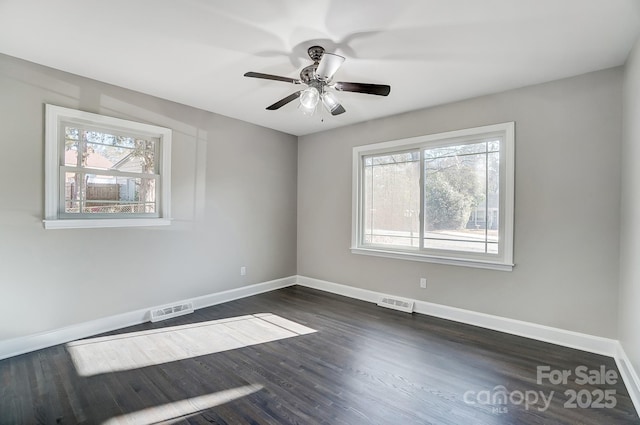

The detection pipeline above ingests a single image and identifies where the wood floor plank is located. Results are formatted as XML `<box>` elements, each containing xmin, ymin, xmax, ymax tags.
<box><xmin>1</xmin><ymin>285</ymin><xmax>639</xmax><ymax>424</ymax></box>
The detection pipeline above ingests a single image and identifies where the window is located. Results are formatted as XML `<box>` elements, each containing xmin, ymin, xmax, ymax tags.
<box><xmin>352</xmin><ymin>122</ymin><xmax>514</xmax><ymax>270</ymax></box>
<box><xmin>44</xmin><ymin>105</ymin><xmax>172</xmax><ymax>229</ymax></box>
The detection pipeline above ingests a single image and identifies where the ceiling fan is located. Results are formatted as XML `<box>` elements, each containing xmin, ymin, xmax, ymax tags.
<box><xmin>243</xmin><ymin>45</ymin><xmax>391</xmax><ymax>116</ymax></box>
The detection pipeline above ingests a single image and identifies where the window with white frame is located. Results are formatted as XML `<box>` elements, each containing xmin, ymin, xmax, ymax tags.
<box><xmin>351</xmin><ymin>122</ymin><xmax>514</xmax><ymax>270</ymax></box>
<box><xmin>44</xmin><ymin>105</ymin><xmax>172</xmax><ymax>229</ymax></box>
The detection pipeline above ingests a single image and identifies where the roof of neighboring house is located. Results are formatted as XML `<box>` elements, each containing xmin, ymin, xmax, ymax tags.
<box><xmin>65</xmin><ymin>150</ymin><xmax>113</xmax><ymax>170</ymax></box>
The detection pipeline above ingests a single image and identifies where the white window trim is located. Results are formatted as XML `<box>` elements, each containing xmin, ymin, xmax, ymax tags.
<box><xmin>44</xmin><ymin>104</ymin><xmax>172</xmax><ymax>229</ymax></box>
<box><xmin>351</xmin><ymin>122</ymin><xmax>515</xmax><ymax>271</ymax></box>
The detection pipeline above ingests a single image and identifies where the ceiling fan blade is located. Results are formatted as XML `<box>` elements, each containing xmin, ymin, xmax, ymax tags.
<box><xmin>334</xmin><ymin>81</ymin><xmax>391</xmax><ymax>96</ymax></box>
<box><xmin>244</xmin><ymin>72</ymin><xmax>301</xmax><ymax>84</ymax></box>
<box><xmin>315</xmin><ymin>53</ymin><xmax>345</xmax><ymax>81</ymax></box>
<box><xmin>266</xmin><ymin>91</ymin><xmax>302</xmax><ymax>110</ymax></box>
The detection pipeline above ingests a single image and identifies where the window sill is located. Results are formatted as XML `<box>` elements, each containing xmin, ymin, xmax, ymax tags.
<box><xmin>43</xmin><ymin>218</ymin><xmax>171</xmax><ymax>230</ymax></box>
<box><xmin>351</xmin><ymin>247</ymin><xmax>514</xmax><ymax>271</ymax></box>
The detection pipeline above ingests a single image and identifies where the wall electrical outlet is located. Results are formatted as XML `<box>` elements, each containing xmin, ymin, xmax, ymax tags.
<box><xmin>420</xmin><ymin>278</ymin><xmax>427</xmax><ymax>289</ymax></box>
<box><xmin>240</xmin><ymin>266</ymin><xmax>247</xmax><ymax>276</ymax></box>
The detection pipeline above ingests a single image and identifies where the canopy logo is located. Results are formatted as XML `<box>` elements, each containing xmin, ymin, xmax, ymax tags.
<box><xmin>463</xmin><ymin>365</ymin><xmax>618</xmax><ymax>414</ymax></box>
<box><xmin>463</xmin><ymin>385</ymin><xmax>554</xmax><ymax>414</ymax></box>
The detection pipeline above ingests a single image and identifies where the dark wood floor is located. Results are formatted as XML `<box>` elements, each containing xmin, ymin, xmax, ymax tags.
<box><xmin>1</xmin><ymin>285</ymin><xmax>638</xmax><ymax>425</ymax></box>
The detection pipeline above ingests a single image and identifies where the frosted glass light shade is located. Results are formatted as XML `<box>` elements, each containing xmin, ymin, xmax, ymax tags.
<box><xmin>300</xmin><ymin>87</ymin><xmax>319</xmax><ymax>109</ymax></box>
<box><xmin>321</xmin><ymin>92</ymin><xmax>340</xmax><ymax>112</ymax></box>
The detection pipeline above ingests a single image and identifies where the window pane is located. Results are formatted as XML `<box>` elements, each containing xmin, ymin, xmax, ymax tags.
<box><xmin>64</xmin><ymin>126</ymin><xmax>156</xmax><ymax>173</ymax></box>
<box><xmin>64</xmin><ymin>127</ymin><xmax>80</xmax><ymax>166</ymax></box>
<box><xmin>424</xmin><ymin>141</ymin><xmax>499</xmax><ymax>253</ymax></box>
<box><xmin>85</xmin><ymin>174</ymin><xmax>156</xmax><ymax>213</ymax></box>
<box><xmin>425</xmin><ymin>142</ymin><xmax>487</xmax><ymax>160</ymax></box>
<box><xmin>64</xmin><ymin>172</ymin><xmax>81</xmax><ymax>213</ymax></box>
<box><xmin>488</xmin><ymin>139</ymin><xmax>500</xmax><ymax>153</ymax></box>
<box><xmin>64</xmin><ymin>174</ymin><xmax>157</xmax><ymax>214</ymax></box>
<box><xmin>424</xmin><ymin>239</ymin><xmax>488</xmax><ymax>252</ymax></box>
<box><xmin>363</xmin><ymin>152</ymin><xmax>420</xmax><ymax>247</ymax></box>
<box><xmin>487</xmin><ymin>151</ymin><xmax>500</xmax><ymax>246</ymax></box>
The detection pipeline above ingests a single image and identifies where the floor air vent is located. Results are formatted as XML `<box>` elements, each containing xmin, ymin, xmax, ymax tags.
<box><xmin>377</xmin><ymin>296</ymin><xmax>415</xmax><ymax>313</ymax></box>
<box><xmin>150</xmin><ymin>302</ymin><xmax>194</xmax><ymax>322</ymax></box>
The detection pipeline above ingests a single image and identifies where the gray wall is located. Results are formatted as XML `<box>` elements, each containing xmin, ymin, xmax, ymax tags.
<box><xmin>0</xmin><ymin>54</ymin><xmax>298</xmax><ymax>340</ymax></box>
<box><xmin>0</xmin><ymin>50</ymin><xmax>629</xmax><ymax>346</ymax></box>
<box><xmin>298</xmin><ymin>68</ymin><xmax>623</xmax><ymax>338</ymax></box>
<box><xmin>620</xmin><ymin>37</ymin><xmax>640</xmax><ymax>373</ymax></box>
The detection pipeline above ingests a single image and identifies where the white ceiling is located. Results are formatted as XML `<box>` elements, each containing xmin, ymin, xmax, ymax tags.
<box><xmin>1</xmin><ymin>0</ymin><xmax>639</xmax><ymax>136</ymax></box>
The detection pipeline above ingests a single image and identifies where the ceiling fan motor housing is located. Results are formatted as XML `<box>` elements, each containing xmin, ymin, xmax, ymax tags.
<box><xmin>300</xmin><ymin>64</ymin><xmax>318</xmax><ymax>83</ymax></box>
<box><xmin>307</xmin><ymin>45</ymin><xmax>325</xmax><ymax>63</ymax></box>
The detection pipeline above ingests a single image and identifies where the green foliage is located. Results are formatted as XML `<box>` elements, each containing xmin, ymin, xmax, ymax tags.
<box><xmin>424</xmin><ymin>156</ymin><xmax>483</xmax><ymax>231</ymax></box>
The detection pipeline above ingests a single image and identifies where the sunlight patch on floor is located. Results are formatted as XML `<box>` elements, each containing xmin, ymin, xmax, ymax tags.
<box><xmin>67</xmin><ymin>313</ymin><xmax>316</xmax><ymax>377</ymax></box>
<box><xmin>101</xmin><ymin>384</ymin><xmax>263</xmax><ymax>425</ymax></box>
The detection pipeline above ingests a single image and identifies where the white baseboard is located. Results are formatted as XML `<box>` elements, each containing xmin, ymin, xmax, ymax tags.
<box><xmin>0</xmin><ymin>308</ymin><xmax>148</xmax><ymax>362</ymax></box>
<box><xmin>295</xmin><ymin>275</ymin><xmax>618</xmax><ymax>356</ymax></box>
<box><xmin>190</xmin><ymin>276</ymin><xmax>297</xmax><ymax>310</ymax></box>
<box><xmin>413</xmin><ymin>299</ymin><xmax>618</xmax><ymax>357</ymax></box>
<box><xmin>296</xmin><ymin>275</ymin><xmax>385</xmax><ymax>304</ymax></box>
<box><xmin>0</xmin><ymin>276</ymin><xmax>297</xmax><ymax>361</ymax></box>
<box><xmin>615</xmin><ymin>343</ymin><xmax>640</xmax><ymax>415</ymax></box>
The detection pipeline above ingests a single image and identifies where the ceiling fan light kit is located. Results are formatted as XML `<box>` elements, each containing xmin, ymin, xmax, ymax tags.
<box><xmin>300</xmin><ymin>87</ymin><xmax>319</xmax><ymax>109</ymax></box>
<box><xmin>244</xmin><ymin>45</ymin><xmax>390</xmax><ymax>118</ymax></box>
<box><xmin>321</xmin><ymin>91</ymin><xmax>341</xmax><ymax>114</ymax></box>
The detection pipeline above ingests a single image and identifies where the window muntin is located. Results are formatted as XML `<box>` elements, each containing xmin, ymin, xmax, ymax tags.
<box><xmin>44</xmin><ymin>105</ymin><xmax>172</xmax><ymax>229</ymax></box>
<box><xmin>352</xmin><ymin>123</ymin><xmax>514</xmax><ymax>270</ymax></box>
